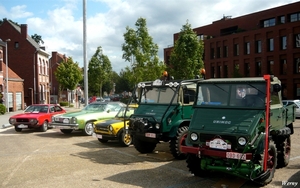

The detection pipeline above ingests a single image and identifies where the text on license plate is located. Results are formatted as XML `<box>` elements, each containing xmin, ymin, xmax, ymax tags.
<box><xmin>226</xmin><ymin>152</ymin><xmax>246</xmax><ymax>160</ymax></box>
<box><xmin>145</xmin><ymin>133</ymin><xmax>156</xmax><ymax>138</ymax></box>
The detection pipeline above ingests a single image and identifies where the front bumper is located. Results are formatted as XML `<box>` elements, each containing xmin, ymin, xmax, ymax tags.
<box><xmin>93</xmin><ymin>133</ymin><xmax>118</xmax><ymax>140</ymax></box>
<box><xmin>13</xmin><ymin>122</ymin><xmax>39</xmax><ymax>129</ymax></box>
<box><xmin>50</xmin><ymin>122</ymin><xmax>79</xmax><ymax>130</ymax></box>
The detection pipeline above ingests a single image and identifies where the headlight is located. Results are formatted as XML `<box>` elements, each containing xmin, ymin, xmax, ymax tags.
<box><xmin>155</xmin><ymin>123</ymin><xmax>160</xmax><ymax>129</ymax></box>
<box><xmin>29</xmin><ymin>119</ymin><xmax>37</xmax><ymax>124</ymax></box>
<box><xmin>9</xmin><ymin>118</ymin><xmax>16</xmax><ymax>124</ymax></box>
<box><xmin>167</xmin><ymin>118</ymin><xmax>171</xmax><ymax>124</ymax></box>
<box><xmin>71</xmin><ymin>117</ymin><xmax>77</xmax><ymax>124</ymax></box>
<box><xmin>190</xmin><ymin>132</ymin><xmax>198</xmax><ymax>141</ymax></box>
<box><xmin>109</xmin><ymin>125</ymin><xmax>113</xmax><ymax>132</ymax></box>
<box><xmin>63</xmin><ymin>118</ymin><xmax>70</xmax><ymax>124</ymax></box>
<box><xmin>238</xmin><ymin>137</ymin><xmax>247</xmax><ymax>146</ymax></box>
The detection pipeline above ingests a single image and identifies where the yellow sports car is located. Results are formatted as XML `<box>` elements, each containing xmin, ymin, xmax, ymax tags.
<box><xmin>92</xmin><ymin>104</ymin><xmax>137</xmax><ymax>146</ymax></box>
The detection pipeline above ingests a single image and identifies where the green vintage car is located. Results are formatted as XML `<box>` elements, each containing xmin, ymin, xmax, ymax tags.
<box><xmin>93</xmin><ymin>104</ymin><xmax>137</xmax><ymax>146</ymax></box>
<box><xmin>50</xmin><ymin>101</ymin><xmax>126</xmax><ymax>135</ymax></box>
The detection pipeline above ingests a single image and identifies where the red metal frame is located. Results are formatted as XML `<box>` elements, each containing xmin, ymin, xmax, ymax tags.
<box><xmin>263</xmin><ymin>75</ymin><xmax>271</xmax><ymax>171</ymax></box>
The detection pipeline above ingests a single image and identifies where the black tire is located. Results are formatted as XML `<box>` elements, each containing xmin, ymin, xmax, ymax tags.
<box><xmin>60</xmin><ymin>129</ymin><xmax>73</xmax><ymax>134</ymax></box>
<box><xmin>118</xmin><ymin>129</ymin><xmax>132</xmax><ymax>147</ymax></box>
<box><xmin>186</xmin><ymin>154</ymin><xmax>206</xmax><ymax>176</ymax></box>
<box><xmin>277</xmin><ymin>136</ymin><xmax>291</xmax><ymax>168</ymax></box>
<box><xmin>40</xmin><ymin>121</ymin><xmax>48</xmax><ymax>132</ymax></box>
<box><xmin>14</xmin><ymin>126</ymin><xmax>22</xmax><ymax>132</ymax></box>
<box><xmin>133</xmin><ymin>137</ymin><xmax>156</xmax><ymax>153</ymax></box>
<box><xmin>83</xmin><ymin>121</ymin><xmax>94</xmax><ymax>136</ymax></box>
<box><xmin>258</xmin><ymin>141</ymin><xmax>277</xmax><ymax>185</ymax></box>
<box><xmin>98</xmin><ymin>138</ymin><xmax>108</xmax><ymax>143</ymax></box>
<box><xmin>170</xmin><ymin>126</ymin><xmax>188</xmax><ymax>160</ymax></box>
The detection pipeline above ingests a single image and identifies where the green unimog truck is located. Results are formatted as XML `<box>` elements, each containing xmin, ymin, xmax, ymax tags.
<box><xmin>181</xmin><ymin>75</ymin><xmax>295</xmax><ymax>185</ymax></box>
<box><xmin>125</xmin><ymin>76</ymin><xmax>202</xmax><ymax>159</ymax></box>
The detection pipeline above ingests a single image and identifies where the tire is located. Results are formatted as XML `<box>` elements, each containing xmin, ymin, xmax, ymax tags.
<box><xmin>133</xmin><ymin>137</ymin><xmax>156</xmax><ymax>153</ymax></box>
<box><xmin>277</xmin><ymin>136</ymin><xmax>291</xmax><ymax>168</ymax></box>
<box><xmin>14</xmin><ymin>126</ymin><xmax>22</xmax><ymax>132</ymax></box>
<box><xmin>83</xmin><ymin>121</ymin><xmax>94</xmax><ymax>136</ymax></box>
<box><xmin>186</xmin><ymin>154</ymin><xmax>206</xmax><ymax>176</ymax></box>
<box><xmin>40</xmin><ymin>121</ymin><xmax>48</xmax><ymax>132</ymax></box>
<box><xmin>170</xmin><ymin>126</ymin><xmax>188</xmax><ymax>160</ymax></box>
<box><xmin>98</xmin><ymin>138</ymin><xmax>108</xmax><ymax>143</ymax></box>
<box><xmin>258</xmin><ymin>141</ymin><xmax>277</xmax><ymax>185</ymax></box>
<box><xmin>118</xmin><ymin>129</ymin><xmax>132</xmax><ymax>147</ymax></box>
<box><xmin>60</xmin><ymin>129</ymin><xmax>73</xmax><ymax>134</ymax></box>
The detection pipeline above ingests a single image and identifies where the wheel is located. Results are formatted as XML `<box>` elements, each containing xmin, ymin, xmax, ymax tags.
<box><xmin>98</xmin><ymin>138</ymin><xmax>108</xmax><ymax>143</ymax></box>
<box><xmin>40</xmin><ymin>121</ymin><xmax>48</xmax><ymax>132</ymax></box>
<box><xmin>170</xmin><ymin>126</ymin><xmax>188</xmax><ymax>160</ymax></box>
<box><xmin>133</xmin><ymin>137</ymin><xmax>156</xmax><ymax>153</ymax></box>
<box><xmin>186</xmin><ymin>154</ymin><xmax>206</xmax><ymax>176</ymax></box>
<box><xmin>258</xmin><ymin>141</ymin><xmax>277</xmax><ymax>185</ymax></box>
<box><xmin>83</xmin><ymin>121</ymin><xmax>94</xmax><ymax>136</ymax></box>
<box><xmin>60</xmin><ymin>129</ymin><xmax>73</xmax><ymax>134</ymax></box>
<box><xmin>118</xmin><ymin>129</ymin><xmax>133</xmax><ymax>147</ymax></box>
<box><xmin>14</xmin><ymin>126</ymin><xmax>22</xmax><ymax>132</ymax></box>
<box><xmin>276</xmin><ymin>136</ymin><xmax>291</xmax><ymax>168</ymax></box>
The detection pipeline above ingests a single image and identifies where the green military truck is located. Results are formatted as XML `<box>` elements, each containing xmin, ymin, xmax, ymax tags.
<box><xmin>126</xmin><ymin>76</ymin><xmax>202</xmax><ymax>159</ymax></box>
<box><xmin>181</xmin><ymin>75</ymin><xmax>295</xmax><ymax>185</ymax></box>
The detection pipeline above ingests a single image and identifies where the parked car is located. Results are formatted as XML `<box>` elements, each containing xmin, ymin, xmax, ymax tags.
<box><xmin>9</xmin><ymin>104</ymin><xmax>66</xmax><ymax>132</ymax></box>
<box><xmin>50</xmin><ymin>101</ymin><xmax>126</xmax><ymax>135</ymax></box>
<box><xmin>103</xmin><ymin>97</ymin><xmax>111</xmax><ymax>102</ymax></box>
<box><xmin>93</xmin><ymin>104</ymin><xmax>138</xmax><ymax>146</ymax></box>
<box><xmin>282</xmin><ymin>99</ymin><xmax>300</xmax><ymax>118</ymax></box>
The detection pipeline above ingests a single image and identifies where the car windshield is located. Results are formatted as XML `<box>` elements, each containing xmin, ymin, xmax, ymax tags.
<box><xmin>83</xmin><ymin>103</ymin><xmax>106</xmax><ymax>111</ymax></box>
<box><xmin>138</xmin><ymin>87</ymin><xmax>178</xmax><ymax>104</ymax></box>
<box><xmin>196</xmin><ymin>82</ymin><xmax>266</xmax><ymax>108</ymax></box>
<box><xmin>25</xmin><ymin>105</ymin><xmax>49</xmax><ymax>113</ymax></box>
<box><xmin>115</xmin><ymin>106</ymin><xmax>136</xmax><ymax>118</ymax></box>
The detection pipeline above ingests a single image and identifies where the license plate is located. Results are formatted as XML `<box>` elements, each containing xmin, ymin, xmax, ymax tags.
<box><xmin>209</xmin><ymin>138</ymin><xmax>228</xmax><ymax>150</ymax></box>
<box><xmin>18</xmin><ymin>124</ymin><xmax>28</xmax><ymax>128</ymax></box>
<box><xmin>145</xmin><ymin>133</ymin><xmax>156</xmax><ymax>138</ymax></box>
<box><xmin>56</xmin><ymin>126</ymin><xmax>68</xmax><ymax>129</ymax></box>
<box><xmin>226</xmin><ymin>152</ymin><xmax>246</xmax><ymax>160</ymax></box>
<box><xmin>96</xmin><ymin>134</ymin><xmax>102</xmax><ymax>139</ymax></box>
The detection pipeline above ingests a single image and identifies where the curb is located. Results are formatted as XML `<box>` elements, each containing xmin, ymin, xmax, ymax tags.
<box><xmin>2</xmin><ymin>123</ymin><xmax>12</xmax><ymax>129</ymax></box>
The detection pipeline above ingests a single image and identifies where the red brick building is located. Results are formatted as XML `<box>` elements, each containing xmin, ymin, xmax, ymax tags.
<box><xmin>164</xmin><ymin>1</ymin><xmax>300</xmax><ymax>100</ymax></box>
<box><xmin>0</xmin><ymin>20</ymin><xmax>51</xmax><ymax>106</ymax></box>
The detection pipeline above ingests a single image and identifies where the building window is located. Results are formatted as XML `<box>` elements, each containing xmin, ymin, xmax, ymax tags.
<box><xmin>256</xmin><ymin>61</ymin><xmax>261</xmax><ymax>76</ymax></box>
<box><xmin>224</xmin><ymin>65</ymin><xmax>228</xmax><ymax>78</ymax></box>
<box><xmin>255</xmin><ymin>40</ymin><xmax>262</xmax><ymax>53</ymax></box>
<box><xmin>14</xmin><ymin>42</ymin><xmax>19</xmax><ymax>48</ymax></box>
<box><xmin>295</xmin><ymin>34</ymin><xmax>300</xmax><ymax>48</ymax></box>
<box><xmin>197</xmin><ymin>34</ymin><xmax>204</xmax><ymax>40</ymax></box>
<box><xmin>290</xmin><ymin>12</ymin><xmax>300</xmax><ymax>22</ymax></box>
<box><xmin>216</xmin><ymin>47</ymin><xmax>221</xmax><ymax>58</ymax></box>
<box><xmin>244</xmin><ymin>63</ymin><xmax>250</xmax><ymax>77</ymax></box>
<box><xmin>279</xmin><ymin>16</ymin><xmax>285</xmax><ymax>24</ymax></box>
<box><xmin>281</xmin><ymin>36</ymin><xmax>287</xmax><ymax>50</ymax></box>
<box><xmin>280</xmin><ymin>59</ymin><xmax>287</xmax><ymax>75</ymax></box>
<box><xmin>244</xmin><ymin>42</ymin><xmax>250</xmax><ymax>55</ymax></box>
<box><xmin>294</xmin><ymin>58</ymin><xmax>300</xmax><ymax>74</ymax></box>
<box><xmin>268</xmin><ymin>38</ymin><xmax>274</xmax><ymax>51</ymax></box>
<box><xmin>211</xmin><ymin>66</ymin><xmax>215</xmax><ymax>78</ymax></box>
<box><xmin>263</xmin><ymin>18</ymin><xmax>275</xmax><ymax>27</ymax></box>
<box><xmin>268</xmin><ymin>60</ymin><xmax>274</xmax><ymax>74</ymax></box>
<box><xmin>234</xmin><ymin>44</ymin><xmax>239</xmax><ymax>56</ymax></box>
<box><xmin>210</xmin><ymin>48</ymin><xmax>215</xmax><ymax>59</ymax></box>
<box><xmin>223</xmin><ymin>46</ymin><xmax>228</xmax><ymax>57</ymax></box>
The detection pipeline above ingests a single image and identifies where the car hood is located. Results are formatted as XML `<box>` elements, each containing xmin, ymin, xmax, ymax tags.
<box><xmin>10</xmin><ymin>113</ymin><xmax>45</xmax><ymax>118</ymax></box>
<box><xmin>94</xmin><ymin>119</ymin><xmax>122</xmax><ymax>128</ymax></box>
<box><xmin>59</xmin><ymin>110</ymin><xmax>104</xmax><ymax>118</ymax></box>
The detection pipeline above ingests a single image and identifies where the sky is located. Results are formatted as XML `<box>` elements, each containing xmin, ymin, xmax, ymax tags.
<box><xmin>0</xmin><ymin>0</ymin><xmax>298</xmax><ymax>73</ymax></box>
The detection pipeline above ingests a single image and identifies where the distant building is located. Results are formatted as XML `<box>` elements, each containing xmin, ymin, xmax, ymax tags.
<box><xmin>164</xmin><ymin>1</ymin><xmax>300</xmax><ymax>99</ymax></box>
<box><xmin>0</xmin><ymin>19</ymin><xmax>50</xmax><ymax>106</ymax></box>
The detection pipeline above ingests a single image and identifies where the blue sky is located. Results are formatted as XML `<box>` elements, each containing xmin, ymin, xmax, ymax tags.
<box><xmin>0</xmin><ymin>0</ymin><xmax>298</xmax><ymax>73</ymax></box>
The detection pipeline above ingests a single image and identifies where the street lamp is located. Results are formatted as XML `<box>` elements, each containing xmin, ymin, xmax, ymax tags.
<box><xmin>5</xmin><ymin>39</ymin><xmax>11</xmax><ymax>112</ymax></box>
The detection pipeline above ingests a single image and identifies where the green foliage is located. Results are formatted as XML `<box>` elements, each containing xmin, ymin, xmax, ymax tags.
<box><xmin>168</xmin><ymin>21</ymin><xmax>204</xmax><ymax>79</ymax></box>
<box><xmin>118</xmin><ymin>68</ymin><xmax>133</xmax><ymax>92</ymax></box>
<box><xmin>0</xmin><ymin>104</ymin><xmax>6</xmax><ymax>114</ymax></box>
<box><xmin>54</xmin><ymin>57</ymin><xmax>83</xmax><ymax>92</ymax></box>
<box><xmin>59</xmin><ymin>101</ymin><xmax>69</xmax><ymax>106</ymax></box>
<box><xmin>88</xmin><ymin>46</ymin><xmax>112</xmax><ymax>97</ymax></box>
<box><xmin>122</xmin><ymin>17</ymin><xmax>166</xmax><ymax>85</ymax></box>
<box><xmin>31</xmin><ymin>34</ymin><xmax>44</xmax><ymax>44</ymax></box>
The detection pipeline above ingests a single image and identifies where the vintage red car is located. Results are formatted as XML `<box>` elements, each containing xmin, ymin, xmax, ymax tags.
<box><xmin>9</xmin><ymin>104</ymin><xmax>66</xmax><ymax>132</ymax></box>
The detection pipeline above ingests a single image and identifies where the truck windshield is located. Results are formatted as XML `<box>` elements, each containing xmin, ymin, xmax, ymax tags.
<box><xmin>196</xmin><ymin>82</ymin><xmax>266</xmax><ymax>108</ymax></box>
<box><xmin>139</xmin><ymin>87</ymin><xmax>178</xmax><ymax>104</ymax></box>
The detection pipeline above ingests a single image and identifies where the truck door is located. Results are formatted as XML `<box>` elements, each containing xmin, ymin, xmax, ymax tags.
<box><xmin>270</xmin><ymin>90</ymin><xmax>283</xmax><ymax>130</ymax></box>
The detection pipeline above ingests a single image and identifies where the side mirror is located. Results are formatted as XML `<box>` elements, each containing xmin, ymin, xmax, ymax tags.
<box><xmin>273</xmin><ymin>84</ymin><xmax>281</xmax><ymax>92</ymax></box>
<box><xmin>184</xmin><ymin>94</ymin><xmax>190</xmax><ymax>104</ymax></box>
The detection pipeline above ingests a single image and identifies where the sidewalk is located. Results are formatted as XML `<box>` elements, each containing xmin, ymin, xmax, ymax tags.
<box><xmin>1</xmin><ymin>106</ymin><xmax>84</xmax><ymax>129</ymax></box>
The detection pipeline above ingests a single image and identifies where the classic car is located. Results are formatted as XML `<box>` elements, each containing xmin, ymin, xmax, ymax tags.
<box><xmin>50</xmin><ymin>101</ymin><xmax>126</xmax><ymax>136</ymax></box>
<box><xmin>93</xmin><ymin>104</ymin><xmax>137</xmax><ymax>146</ymax></box>
<box><xmin>9</xmin><ymin>104</ymin><xmax>66</xmax><ymax>132</ymax></box>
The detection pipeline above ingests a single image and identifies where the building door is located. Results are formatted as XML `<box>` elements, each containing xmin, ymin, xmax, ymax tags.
<box><xmin>16</xmin><ymin>92</ymin><xmax>22</xmax><ymax>110</ymax></box>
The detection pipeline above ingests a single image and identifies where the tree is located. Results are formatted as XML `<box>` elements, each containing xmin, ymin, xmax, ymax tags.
<box><xmin>31</xmin><ymin>34</ymin><xmax>44</xmax><ymax>45</ymax></box>
<box><xmin>88</xmin><ymin>46</ymin><xmax>112</xmax><ymax>97</ymax></box>
<box><xmin>54</xmin><ymin>57</ymin><xmax>83</xmax><ymax>102</ymax></box>
<box><xmin>122</xmin><ymin>17</ymin><xmax>165</xmax><ymax>84</ymax></box>
<box><xmin>168</xmin><ymin>21</ymin><xmax>204</xmax><ymax>79</ymax></box>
